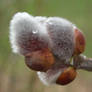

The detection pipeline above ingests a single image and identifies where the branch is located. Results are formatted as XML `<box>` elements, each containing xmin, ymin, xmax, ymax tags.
<box><xmin>73</xmin><ymin>54</ymin><xmax>92</xmax><ymax>71</ymax></box>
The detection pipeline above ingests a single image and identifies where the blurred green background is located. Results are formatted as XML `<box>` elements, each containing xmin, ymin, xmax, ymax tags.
<box><xmin>0</xmin><ymin>0</ymin><xmax>92</xmax><ymax>92</ymax></box>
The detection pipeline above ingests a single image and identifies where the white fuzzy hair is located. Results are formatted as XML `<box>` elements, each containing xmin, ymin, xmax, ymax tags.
<box><xmin>35</xmin><ymin>16</ymin><xmax>47</xmax><ymax>23</ymax></box>
<box><xmin>9</xmin><ymin>12</ymin><xmax>77</xmax><ymax>85</ymax></box>
<box><xmin>37</xmin><ymin>70</ymin><xmax>62</xmax><ymax>85</ymax></box>
<box><xmin>10</xmin><ymin>12</ymin><xmax>31</xmax><ymax>53</ymax></box>
<box><xmin>45</xmin><ymin>17</ymin><xmax>75</xmax><ymax>63</ymax></box>
<box><xmin>37</xmin><ymin>65</ymin><xmax>66</xmax><ymax>85</ymax></box>
<box><xmin>35</xmin><ymin>16</ymin><xmax>75</xmax><ymax>63</ymax></box>
<box><xmin>10</xmin><ymin>12</ymin><xmax>75</xmax><ymax>63</ymax></box>
<box><xmin>9</xmin><ymin>12</ymin><xmax>49</xmax><ymax>55</ymax></box>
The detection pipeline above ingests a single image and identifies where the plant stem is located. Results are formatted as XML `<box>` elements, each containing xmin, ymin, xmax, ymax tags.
<box><xmin>73</xmin><ymin>54</ymin><xmax>92</xmax><ymax>71</ymax></box>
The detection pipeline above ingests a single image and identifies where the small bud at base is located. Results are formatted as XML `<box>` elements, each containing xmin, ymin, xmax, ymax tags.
<box><xmin>73</xmin><ymin>27</ymin><xmax>85</xmax><ymax>55</ymax></box>
<box><xmin>56</xmin><ymin>67</ymin><xmax>77</xmax><ymax>85</ymax></box>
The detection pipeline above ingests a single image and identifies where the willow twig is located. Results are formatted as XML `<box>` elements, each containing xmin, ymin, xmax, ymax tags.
<box><xmin>73</xmin><ymin>54</ymin><xmax>92</xmax><ymax>71</ymax></box>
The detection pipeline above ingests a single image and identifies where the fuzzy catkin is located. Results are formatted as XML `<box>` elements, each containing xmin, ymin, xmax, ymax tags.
<box><xmin>10</xmin><ymin>12</ymin><xmax>50</xmax><ymax>55</ymax></box>
<box><xmin>45</xmin><ymin>17</ymin><xmax>75</xmax><ymax>63</ymax></box>
<box><xmin>10</xmin><ymin>12</ymin><xmax>75</xmax><ymax>63</ymax></box>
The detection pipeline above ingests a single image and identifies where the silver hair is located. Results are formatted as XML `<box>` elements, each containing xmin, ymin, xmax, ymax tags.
<box><xmin>45</xmin><ymin>17</ymin><xmax>75</xmax><ymax>62</ymax></box>
<box><xmin>10</xmin><ymin>12</ymin><xmax>50</xmax><ymax>55</ymax></box>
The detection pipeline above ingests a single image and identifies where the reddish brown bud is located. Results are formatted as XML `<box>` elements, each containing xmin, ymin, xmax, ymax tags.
<box><xmin>56</xmin><ymin>67</ymin><xmax>77</xmax><ymax>85</ymax></box>
<box><xmin>73</xmin><ymin>27</ymin><xmax>85</xmax><ymax>55</ymax></box>
<box><xmin>25</xmin><ymin>48</ymin><xmax>55</xmax><ymax>72</ymax></box>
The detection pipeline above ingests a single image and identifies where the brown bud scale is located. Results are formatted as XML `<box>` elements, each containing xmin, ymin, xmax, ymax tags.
<box><xmin>25</xmin><ymin>48</ymin><xmax>55</xmax><ymax>72</ymax></box>
<box><xmin>56</xmin><ymin>67</ymin><xmax>77</xmax><ymax>85</ymax></box>
<box><xmin>74</xmin><ymin>28</ymin><xmax>85</xmax><ymax>55</ymax></box>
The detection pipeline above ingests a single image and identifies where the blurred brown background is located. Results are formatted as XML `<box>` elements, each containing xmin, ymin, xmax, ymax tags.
<box><xmin>0</xmin><ymin>0</ymin><xmax>92</xmax><ymax>92</ymax></box>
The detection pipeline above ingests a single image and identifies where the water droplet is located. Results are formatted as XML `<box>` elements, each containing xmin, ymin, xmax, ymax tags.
<box><xmin>32</xmin><ymin>30</ymin><xmax>38</xmax><ymax>34</ymax></box>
